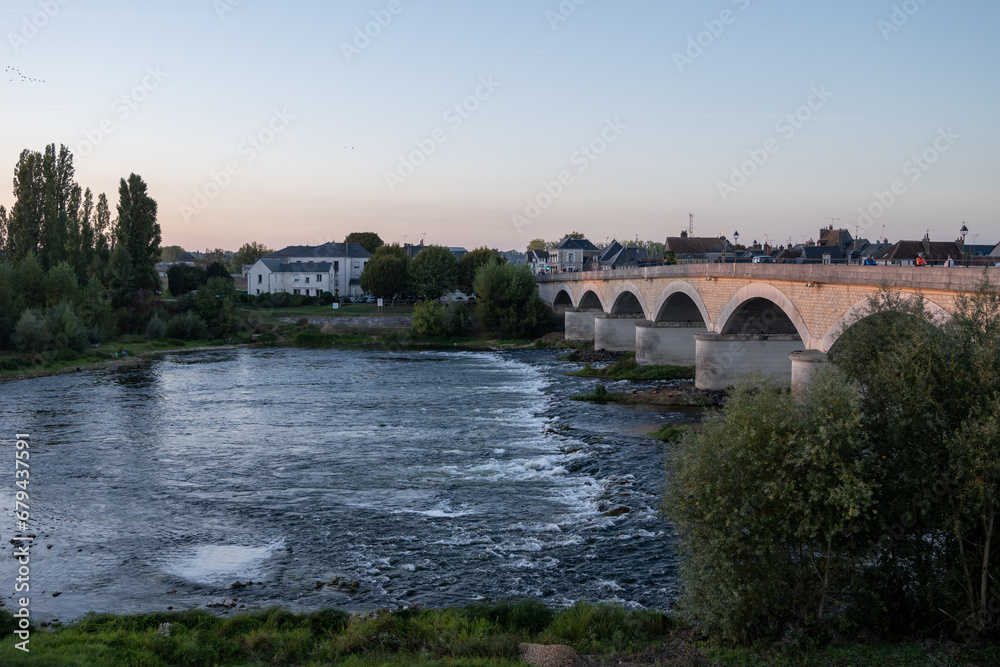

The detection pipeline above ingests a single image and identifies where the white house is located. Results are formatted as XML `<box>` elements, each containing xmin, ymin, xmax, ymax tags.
<box><xmin>247</xmin><ymin>242</ymin><xmax>372</xmax><ymax>297</ymax></box>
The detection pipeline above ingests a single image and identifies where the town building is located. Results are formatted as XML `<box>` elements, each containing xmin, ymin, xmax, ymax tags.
<box><xmin>247</xmin><ymin>242</ymin><xmax>371</xmax><ymax>297</ymax></box>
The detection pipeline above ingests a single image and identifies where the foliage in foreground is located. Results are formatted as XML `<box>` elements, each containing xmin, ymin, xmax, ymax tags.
<box><xmin>0</xmin><ymin>601</ymin><xmax>672</xmax><ymax>666</ymax></box>
<box><xmin>663</xmin><ymin>277</ymin><xmax>1000</xmax><ymax>643</ymax></box>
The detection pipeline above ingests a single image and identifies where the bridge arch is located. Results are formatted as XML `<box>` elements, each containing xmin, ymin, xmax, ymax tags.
<box><xmin>577</xmin><ymin>288</ymin><xmax>605</xmax><ymax>311</ymax></box>
<box><xmin>608</xmin><ymin>282</ymin><xmax>649</xmax><ymax>318</ymax></box>
<box><xmin>716</xmin><ymin>283</ymin><xmax>813</xmax><ymax>347</ymax></box>
<box><xmin>652</xmin><ymin>281</ymin><xmax>710</xmax><ymax>325</ymax></box>
<box><xmin>820</xmin><ymin>295</ymin><xmax>952</xmax><ymax>353</ymax></box>
<box><xmin>552</xmin><ymin>289</ymin><xmax>574</xmax><ymax>314</ymax></box>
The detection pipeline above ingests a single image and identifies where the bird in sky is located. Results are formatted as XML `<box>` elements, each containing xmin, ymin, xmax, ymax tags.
<box><xmin>5</xmin><ymin>65</ymin><xmax>45</xmax><ymax>83</ymax></box>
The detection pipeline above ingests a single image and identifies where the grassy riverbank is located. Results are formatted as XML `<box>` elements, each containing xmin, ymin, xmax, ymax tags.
<box><xmin>2</xmin><ymin>602</ymin><xmax>998</xmax><ymax>666</ymax></box>
<box><xmin>564</xmin><ymin>353</ymin><xmax>693</xmax><ymax>382</ymax></box>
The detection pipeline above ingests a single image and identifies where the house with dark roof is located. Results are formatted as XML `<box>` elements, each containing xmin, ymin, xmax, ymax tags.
<box><xmin>527</xmin><ymin>249</ymin><xmax>552</xmax><ymax>274</ymax></box>
<box><xmin>584</xmin><ymin>240</ymin><xmax>648</xmax><ymax>271</ymax></box>
<box><xmin>664</xmin><ymin>232</ymin><xmax>733</xmax><ymax>263</ymax></box>
<box><xmin>874</xmin><ymin>235</ymin><xmax>963</xmax><ymax>266</ymax></box>
<box><xmin>774</xmin><ymin>245</ymin><xmax>847</xmax><ymax>264</ymax></box>
<box><xmin>551</xmin><ymin>238</ymin><xmax>600</xmax><ymax>272</ymax></box>
<box><xmin>248</xmin><ymin>242</ymin><xmax>372</xmax><ymax>297</ymax></box>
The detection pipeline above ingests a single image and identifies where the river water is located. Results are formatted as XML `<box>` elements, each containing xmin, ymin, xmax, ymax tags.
<box><xmin>0</xmin><ymin>348</ymin><xmax>696</xmax><ymax>621</ymax></box>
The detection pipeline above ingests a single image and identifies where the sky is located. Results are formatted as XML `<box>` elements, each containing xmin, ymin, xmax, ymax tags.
<box><xmin>1</xmin><ymin>0</ymin><xmax>998</xmax><ymax>253</ymax></box>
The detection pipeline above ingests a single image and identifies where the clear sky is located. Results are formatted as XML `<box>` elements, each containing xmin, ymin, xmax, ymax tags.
<box><xmin>2</xmin><ymin>0</ymin><xmax>998</xmax><ymax>252</ymax></box>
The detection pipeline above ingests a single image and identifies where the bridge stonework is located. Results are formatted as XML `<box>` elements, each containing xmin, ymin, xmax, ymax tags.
<box><xmin>539</xmin><ymin>264</ymin><xmax>996</xmax><ymax>389</ymax></box>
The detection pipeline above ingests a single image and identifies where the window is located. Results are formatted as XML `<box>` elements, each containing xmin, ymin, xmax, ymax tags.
<box><xmin>293</xmin><ymin>289</ymin><xmax>300</xmax><ymax>295</ymax></box>
<box><xmin>568</xmin><ymin>252</ymin><xmax>575</xmax><ymax>263</ymax></box>
<box><xmin>294</xmin><ymin>275</ymin><xmax>300</xmax><ymax>282</ymax></box>
<box><xmin>256</xmin><ymin>289</ymin><xmax>260</xmax><ymax>295</ymax></box>
<box><xmin>316</xmin><ymin>274</ymin><xmax>323</xmax><ymax>282</ymax></box>
<box><xmin>334</xmin><ymin>261</ymin><xmax>339</xmax><ymax>272</ymax></box>
<box><xmin>305</xmin><ymin>277</ymin><xmax>310</xmax><ymax>284</ymax></box>
<box><xmin>354</xmin><ymin>261</ymin><xmax>360</xmax><ymax>269</ymax></box>
<box><xmin>257</xmin><ymin>274</ymin><xmax>262</xmax><ymax>284</ymax></box>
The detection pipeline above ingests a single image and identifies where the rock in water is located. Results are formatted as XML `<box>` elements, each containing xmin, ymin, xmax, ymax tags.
<box><xmin>518</xmin><ymin>643</ymin><xmax>593</xmax><ymax>667</ymax></box>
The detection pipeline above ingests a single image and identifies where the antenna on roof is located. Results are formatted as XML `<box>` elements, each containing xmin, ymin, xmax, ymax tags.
<box><xmin>421</xmin><ymin>232</ymin><xmax>426</xmax><ymax>245</ymax></box>
<box><xmin>688</xmin><ymin>213</ymin><xmax>695</xmax><ymax>237</ymax></box>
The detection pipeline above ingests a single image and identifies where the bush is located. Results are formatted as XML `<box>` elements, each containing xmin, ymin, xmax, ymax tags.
<box><xmin>165</xmin><ymin>312</ymin><xmax>209</xmax><ymax>341</ymax></box>
<box><xmin>411</xmin><ymin>300</ymin><xmax>445</xmax><ymax>337</ymax></box>
<box><xmin>13</xmin><ymin>309</ymin><xmax>49</xmax><ymax>353</ymax></box>
<box><xmin>444</xmin><ymin>302</ymin><xmax>471</xmax><ymax>336</ymax></box>
<box><xmin>54</xmin><ymin>347</ymin><xmax>81</xmax><ymax>362</ymax></box>
<box><xmin>46</xmin><ymin>302</ymin><xmax>88</xmax><ymax>351</ymax></box>
<box><xmin>288</xmin><ymin>295</ymin><xmax>305</xmax><ymax>308</ymax></box>
<box><xmin>271</xmin><ymin>292</ymin><xmax>290</xmax><ymax>308</ymax></box>
<box><xmin>473</xmin><ymin>261</ymin><xmax>548</xmax><ymax>338</ymax></box>
<box><xmin>145</xmin><ymin>314</ymin><xmax>167</xmax><ymax>340</ymax></box>
<box><xmin>664</xmin><ymin>370</ymin><xmax>873</xmax><ymax>643</ymax></box>
<box><xmin>317</xmin><ymin>291</ymin><xmax>335</xmax><ymax>306</ymax></box>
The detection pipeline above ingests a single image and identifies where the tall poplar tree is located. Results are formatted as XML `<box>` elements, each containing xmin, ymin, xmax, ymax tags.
<box><xmin>7</xmin><ymin>149</ymin><xmax>44</xmax><ymax>260</ymax></box>
<box><xmin>113</xmin><ymin>174</ymin><xmax>161</xmax><ymax>293</ymax></box>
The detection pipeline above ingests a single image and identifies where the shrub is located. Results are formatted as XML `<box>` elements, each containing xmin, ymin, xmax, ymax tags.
<box><xmin>145</xmin><ymin>314</ymin><xmax>167</xmax><ymax>340</ymax></box>
<box><xmin>270</xmin><ymin>292</ymin><xmax>290</xmax><ymax>308</ymax></box>
<box><xmin>45</xmin><ymin>302</ymin><xmax>88</xmax><ymax>351</ymax></box>
<box><xmin>412</xmin><ymin>300</ymin><xmax>445</xmax><ymax>337</ymax></box>
<box><xmin>13</xmin><ymin>309</ymin><xmax>50</xmax><ymax>353</ymax></box>
<box><xmin>165</xmin><ymin>312</ymin><xmax>209</xmax><ymax>341</ymax></box>
<box><xmin>54</xmin><ymin>347</ymin><xmax>81</xmax><ymax>362</ymax></box>
<box><xmin>444</xmin><ymin>302</ymin><xmax>471</xmax><ymax>336</ymax></box>
<box><xmin>288</xmin><ymin>295</ymin><xmax>304</xmax><ymax>308</ymax></box>
<box><xmin>317</xmin><ymin>291</ymin><xmax>335</xmax><ymax>306</ymax></box>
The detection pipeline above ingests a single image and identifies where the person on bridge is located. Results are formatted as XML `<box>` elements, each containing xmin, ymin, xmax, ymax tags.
<box><xmin>915</xmin><ymin>255</ymin><xmax>928</xmax><ymax>267</ymax></box>
<box><xmin>945</xmin><ymin>255</ymin><xmax>955</xmax><ymax>267</ymax></box>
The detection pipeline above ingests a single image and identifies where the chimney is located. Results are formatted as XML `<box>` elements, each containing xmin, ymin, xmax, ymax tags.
<box><xmin>680</xmin><ymin>230</ymin><xmax>688</xmax><ymax>238</ymax></box>
<box><xmin>922</xmin><ymin>233</ymin><xmax>931</xmax><ymax>256</ymax></box>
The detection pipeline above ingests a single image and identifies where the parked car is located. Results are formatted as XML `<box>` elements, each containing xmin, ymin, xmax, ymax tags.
<box><xmin>752</xmin><ymin>255</ymin><xmax>775</xmax><ymax>264</ymax></box>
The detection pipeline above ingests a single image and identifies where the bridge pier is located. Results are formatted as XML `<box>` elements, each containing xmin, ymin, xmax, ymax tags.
<box><xmin>594</xmin><ymin>314</ymin><xmax>643</xmax><ymax>352</ymax></box>
<box><xmin>565</xmin><ymin>309</ymin><xmax>601</xmax><ymax>342</ymax></box>
<box><xmin>636</xmin><ymin>322</ymin><xmax>707</xmax><ymax>367</ymax></box>
<box><xmin>789</xmin><ymin>350</ymin><xmax>831</xmax><ymax>394</ymax></box>
<box><xmin>694</xmin><ymin>333</ymin><xmax>804</xmax><ymax>390</ymax></box>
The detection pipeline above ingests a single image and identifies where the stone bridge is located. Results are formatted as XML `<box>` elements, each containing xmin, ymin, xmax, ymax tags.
<box><xmin>537</xmin><ymin>264</ymin><xmax>998</xmax><ymax>390</ymax></box>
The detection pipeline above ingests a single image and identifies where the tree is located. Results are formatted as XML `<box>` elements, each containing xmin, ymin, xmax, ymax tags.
<box><xmin>526</xmin><ymin>238</ymin><xmax>548</xmax><ymax>253</ymax></box>
<box><xmin>232</xmin><ymin>242</ymin><xmax>272</xmax><ymax>270</ymax></box>
<box><xmin>457</xmin><ymin>247</ymin><xmax>505</xmax><ymax>295</ymax></box>
<box><xmin>664</xmin><ymin>371</ymin><xmax>873</xmax><ymax>643</ymax></box>
<box><xmin>409</xmin><ymin>245</ymin><xmax>458</xmax><ymax>299</ymax></box>
<box><xmin>44</xmin><ymin>261</ymin><xmax>79</xmax><ymax>306</ymax></box>
<box><xmin>205</xmin><ymin>261</ymin><xmax>232</xmax><ymax>281</ymax></box>
<box><xmin>7</xmin><ymin>148</ymin><xmax>44</xmax><ymax>260</ymax></box>
<box><xmin>194</xmin><ymin>276</ymin><xmax>238</xmax><ymax>337</ymax></box>
<box><xmin>38</xmin><ymin>144</ymin><xmax>76</xmax><ymax>270</ymax></box>
<box><xmin>472</xmin><ymin>260</ymin><xmax>548</xmax><ymax>339</ymax></box>
<box><xmin>161</xmin><ymin>245</ymin><xmax>186</xmax><ymax>263</ymax></box>
<box><xmin>360</xmin><ymin>252</ymin><xmax>408</xmax><ymax>300</ymax></box>
<box><xmin>561</xmin><ymin>231</ymin><xmax>586</xmax><ymax>240</ymax></box>
<box><xmin>198</xmin><ymin>248</ymin><xmax>228</xmax><ymax>268</ymax></box>
<box><xmin>167</xmin><ymin>264</ymin><xmax>206</xmax><ymax>297</ymax></box>
<box><xmin>411</xmin><ymin>299</ymin><xmax>445</xmax><ymax>336</ymax></box>
<box><xmin>345</xmin><ymin>232</ymin><xmax>384</xmax><ymax>254</ymax></box>
<box><xmin>113</xmin><ymin>174</ymin><xmax>161</xmax><ymax>293</ymax></box>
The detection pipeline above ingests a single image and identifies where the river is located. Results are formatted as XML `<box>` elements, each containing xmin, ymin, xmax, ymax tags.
<box><xmin>0</xmin><ymin>347</ymin><xmax>697</xmax><ymax>622</ymax></box>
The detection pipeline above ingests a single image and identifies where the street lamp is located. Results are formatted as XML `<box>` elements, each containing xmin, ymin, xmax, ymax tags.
<box><xmin>960</xmin><ymin>223</ymin><xmax>969</xmax><ymax>263</ymax></box>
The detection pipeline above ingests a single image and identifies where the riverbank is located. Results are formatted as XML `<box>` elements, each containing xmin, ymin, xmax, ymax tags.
<box><xmin>1</xmin><ymin>602</ymin><xmax>996</xmax><ymax>666</ymax></box>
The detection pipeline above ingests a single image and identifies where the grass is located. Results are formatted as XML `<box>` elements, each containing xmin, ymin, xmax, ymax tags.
<box><xmin>570</xmin><ymin>384</ymin><xmax>621</xmax><ymax>403</ymax></box>
<box><xmin>0</xmin><ymin>601</ymin><xmax>671</xmax><ymax>666</ymax></box>
<box><xmin>648</xmin><ymin>423</ymin><xmax>687</xmax><ymax>442</ymax></box>
<box><xmin>566</xmin><ymin>353</ymin><xmax>693</xmax><ymax>381</ymax></box>
<box><xmin>0</xmin><ymin>338</ymin><xmax>232</xmax><ymax>380</ymax></box>
<box><xmin>3</xmin><ymin>602</ymin><xmax>999</xmax><ymax>666</ymax></box>
<box><xmin>238</xmin><ymin>303</ymin><xmax>415</xmax><ymax>326</ymax></box>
